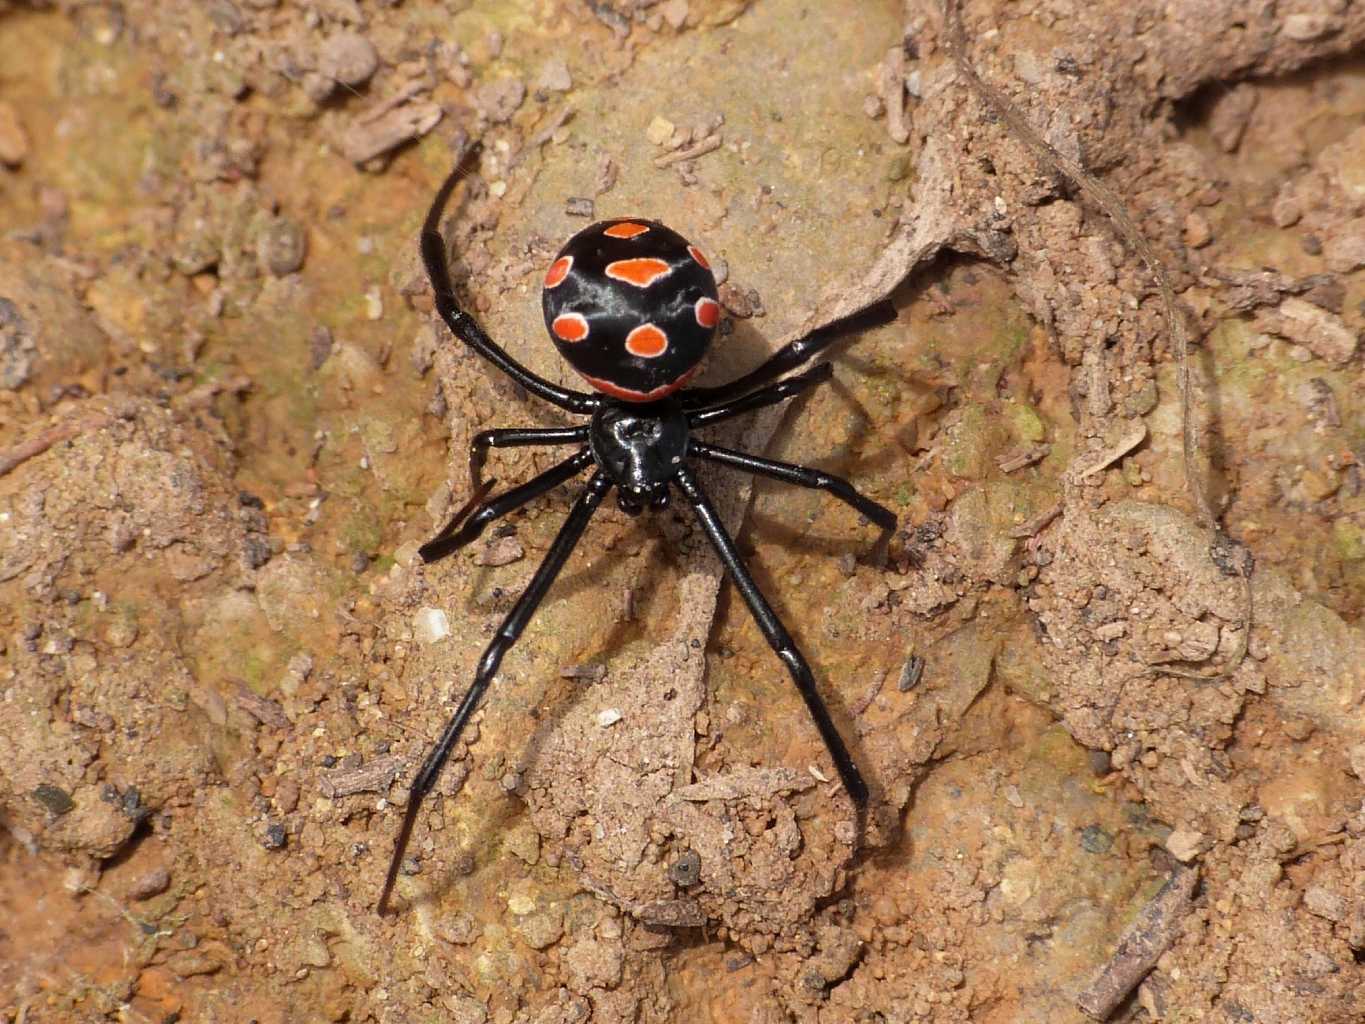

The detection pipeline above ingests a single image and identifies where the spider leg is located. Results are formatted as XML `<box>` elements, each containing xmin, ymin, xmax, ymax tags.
<box><xmin>468</xmin><ymin>426</ymin><xmax>590</xmax><ymax>491</ymax></box>
<box><xmin>688</xmin><ymin>361</ymin><xmax>834</xmax><ymax>429</ymax></box>
<box><xmin>380</xmin><ymin>470</ymin><xmax>613</xmax><ymax>915</ymax></box>
<box><xmin>422</xmin><ymin>156</ymin><xmax>601</xmax><ymax>415</ymax></box>
<box><xmin>688</xmin><ymin>439</ymin><xmax>896</xmax><ymax>563</ymax></box>
<box><xmin>421</xmin><ymin>448</ymin><xmax>594</xmax><ymax>564</ymax></box>
<box><xmin>681</xmin><ymin>300</ymin><xmax>896</xmax><ymax>408</ymax></box>
<box><xmin>673</xmin><ymin>464</ymin><xmax>869</xmax><ymax>807</ymax></box>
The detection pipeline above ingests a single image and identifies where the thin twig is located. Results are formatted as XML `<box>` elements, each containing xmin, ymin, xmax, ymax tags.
<box><xmin>1076</xmin><ymin>866</ymin><xmax>1198</xmax><ymax>1019</ymax></box>
<box><xmin>0</xmin><ymin>414</ymin><xmax>112</xmax><ymax>478</ymax></box>
<box><xmin>653</xmin><ymin>134</ymin><xmax>722</xmax><ymax>168</ymax></box>
<box><xmin>942</xmin><ymin>0</ymin><xmax>1252</xmax><ymax>680</ymax></box>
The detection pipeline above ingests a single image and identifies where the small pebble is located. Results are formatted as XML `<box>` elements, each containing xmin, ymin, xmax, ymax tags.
<box><xmin>414</xmin><ymin>607</ymin><xmax>451</xmax><ymax>643</ymax></box>
<box><xmin>897</xmin><ymin>655</ymin><xmax>925</xmax><ymax>692</ymax></box>
<box><xmin>596</xmin><ymin>708</ymin><xmax>622</xmax><ymax>727</ymax></box>
<box><xmin>257</xmin><ymin>216</ymin><xmax>307</xmax><ymax>276</ymax></box>
<box><xmin>646</xmin><ymin>115</ymin><xmax>676</xmax><ymax>146</ymax></box>
<box><xmin>1282</xmin><ymin>716</ymin><xmax>1315</xmax><ymax>741</ymax></box>
<box><xmin>535</xmin><ymin>58</ymin><xmax>573</xmax><ymax>93</ymax></box>
<box><xmin>477</xmin><ymin>536</ymin><xmax>524</xmax><ymax>567</ymax></box>
<box><xmin>560</xmin><ymin>663</ymin><xmax>607</xmax><ymax>682</ymax></box>
<box><xmin>1303</xmin><ymin>885</ymin><xmax>1346</xmax><ymax>922</ymax></box>
<box><xmin>661</xmin><ymin>0</ymin><xmax>690</xmax><ymax>30</ymax></box>
<box><xmin>1080</xmin><ymin>824</ymin><xmax>1113</xmax><ymax>854</ymax></box>
<box><xmin>262</xmin><ymin>823</ymin><xmax>287</xmax><ymax>849</ymax></box>
<box><xmin>437</xmin><ymin>912</ymin><xmax>479</xmax><ymax>944</ymax></box>
<box><xmin>477</xmin><ymin>77</ymin><xmax>526</xmax><ymax>123</ymax></box>
<box><xmin>565</xmin><ymin>196</ymin><xmax>595</xmax><ymax>218</ymax></box>
<box><xmin>1182</xmin><ymin>210</ymin><xmax>1212</xmax><ymax>248</ymax></box>
<box><xmin>1282</xmin><ymin>13</ymin><xmax>1339</xmax><ymax>41</ymax></box>
<box><xmin>517</xmin><ymin>908</ymin><xmax>564</xmax><ymax>949</ymax></box>
<box><xmin>319</xmin><ymin>32</ymin><xmax>379</xmax><ymax>88</ymax></box>
<box><xmin>668</xmin><ymin>849</ymin><xmax>701</xmax><ymax>886</ymax></box>
<box><xmin>364</xmin><ymin>286</ymin><xmax>383</xmax><ymax>320</ymax></box>
<box><xmin>32</xmin><ymin>784</ymin><xmax>76</xmax><ymax>816</ymax></box>
<box><xmin>128</xmin><ymin>866</ymin><xmax>172</xmax><ymax>901</ymax></box>
<box><xmin>0</xmin><ymin>100</ymin><xmax>30</xmax><ymax>166</ymax></box>
<box><xmin>1165</xmin><ymin>827</ymin><xmax>1209</xmax><ymax>863</ymax></box>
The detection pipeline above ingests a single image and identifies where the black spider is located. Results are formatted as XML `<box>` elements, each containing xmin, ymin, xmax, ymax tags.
<box><xmin>379</xmin><ymin>152</ymin><xmax>897</xmax><ymax>915</ymax></box>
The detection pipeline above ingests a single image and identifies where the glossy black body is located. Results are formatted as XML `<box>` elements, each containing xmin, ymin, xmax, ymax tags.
<box><xmin>589</xmin><ymin>400</ymin><xmax>688</xmax><ymax>512</ymax></box>
<box><xmin>542</xmin><ymin>219</ymin><xmax>719</xmax><ymax>401</ymax></box>
<box><xmin>378</xmin><ymin>152</ymin><xmax>900</xmax><ymax>916</ymax></box>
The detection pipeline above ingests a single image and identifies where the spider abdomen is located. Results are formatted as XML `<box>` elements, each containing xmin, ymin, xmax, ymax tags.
<box><xmin>542</xmin><ymin>218</ymin><xmax>720</xmax><ymax>402</ymax></box>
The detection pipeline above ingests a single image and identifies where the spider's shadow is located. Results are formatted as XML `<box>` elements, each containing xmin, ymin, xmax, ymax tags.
<box><xmin>412</xmin><ymin>371</ymin><xmax>910</xmax><ymax>911</ymax></box>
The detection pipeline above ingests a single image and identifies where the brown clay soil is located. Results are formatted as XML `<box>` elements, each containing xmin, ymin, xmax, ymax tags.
<box><xmin>2</xmin><ymin>1</ymin><xmax>1364</xmax><ymax>1022</ymax></box>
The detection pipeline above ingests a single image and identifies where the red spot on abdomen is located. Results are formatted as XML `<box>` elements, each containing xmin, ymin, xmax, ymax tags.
<box><xmin>552</xmin><ymin>312</ymin><xmax>589</xmax><ymax>342</ymax></box>
<box><xmin>625</xmin><ymin>323</ymin><xmax>668</xmax><ymax>358</ymax></box>
<box><xmin>695</xmin><ymin>297</ymin><xmax>720</xmax><ymax>329</ymax></box>
<box><xmin>688</xmin><ymin>245</ymin><xmax>710</xmax><ymax>271</ymax></box>
<box><xmin>544</xmin><ymin>256</ymin><xmax>572</xmax><ymax>288</ymax></box>
<box><xmin>605</xmin><ymin>258</ymin><xmax>671</xmax><ymax>288</ymax></box>
<box><xmin>603</xmin><ymin>222</ymin><xmax>650</xmax><ymax>239</ymax></box>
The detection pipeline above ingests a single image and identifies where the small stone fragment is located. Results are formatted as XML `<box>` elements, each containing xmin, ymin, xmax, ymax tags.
<box><xmin>560</xmin><ymin>663</ymin><xmax>606</xmax><ymax>682</ymax></box>
<box><xmin>261</xmin><ymin>822</ymin><xmax>287</xmax><ymax>849</ymax></box>
<box><xmin>128</xmin><ymin>866</ymin><xmax>172</xmax><ymax>901</ymax></box>
<box><xmin>1348</xmin><ymin>743</ymin><xmax>1365</xmax><ymax>780</ymax></box>
<box><xmin>1182</xmin><ymin>211</ymin><xmax>1212</xmax><ymax>248</ymax></box>
<box><xmin>319</xmin><ymin>32</ymin><xmax>379</xmax><ymax>88</ymax></box>
<box><xmin>437</xmin><ymin>912</ymin><xmax>479</xmax><ymax>945</ymax></box>
<box><xmin>517</xmin><ymin>907</ymin><xmax>564</xmax><ymax>949</ymax></box>
<box><xmin>415</xmin><ymin>607</ymin><xmax>451</xmax><ymax>643</ymax></box>
<box><xmin>340</xmin><ymin>102</ymin><xmax>443</xmax><ymax>165</ymax></box>
<box><xmin>1271</xmin><ymin>188</ymin><xmax>1301</xmax><ymax>227</ymax></box>
<box><xmin>1303</xmin><ymin>885</ymin><xmax>1346</xmax><ymax>923</ymax></box>
<box><xmin>32</xmin><ymin>783</ymin><xmax>75</xmax><ymax>816</ymax></box>
<box><xmin>1271</xmin><ymin>297</ymin><xmax>1358</xmax><ymax>365</ymax></box>
<box><xmin>274</xmin><ymin>776</ymin><xmax>300</xmax><ymax>814</ymax></box>
<box><xmin>597</xmin><ymin>708</ymin><xmax>622</xmax><ymax>728</ymax></box>
<box><xmin>0</xmin><ymin>297</ymin><xmax>36</xmax><ymax>390</ymax></box>
<box><xmin>563</xmin><ymin>938</ymin><xmax>624</xmax><ymax>991</ymax></box>
<box><xmin>565</xmin><ymin>196</ymin><xmax>595</xmax><ymax>218</ymax></box>
<box><xmin>897</xmin><ymin>654</ymin><xmax>925</xmax><ymax>692</ymax></box>
<box><xmin>661</xmin><ymin>0</ymin><xmax>690</xmax><ymax>30</ymax></box>
<box><xmin>1207</xmin><ymin>83</ymin><xmax>1257</xmax><ymax>153</ymax></box>
<box><xmin>477</xmin><ymin>536</ymin><xmax>524</xmax><ymax>567</ymax></box>
<box><xmin>1323</xmin><ymin>222</ymin><xmax>1365</xmax><ymax>272</ymax></box>
<box><xmin>1164</xmin><ymin>827</ymin><xmax>1210</xmax><ymax>863</ymax></box>
<box><xmin>257</xmin><ymin>216</ymin><xmax>308</xmax><ymax>276</ymax></box>
<box><xmin>646</xmin><ymin>115</ymin><xmax>676</xmax><ymax>146</ymax></box>
<box><xmin>0</xmin><ymin>100</ymin><xmax>29</xmax><ymax>166</ymax></box>
<box><xmin>535</xmin><ymin>58</ymin><xmax>572</xmax><ymax>93</ymax></box>
<box><xmin>668</xmin><ymin>848</ymin><xmax>701</xmax><ymax>886</ymax></box>
<box><xmin>444</xmin><ymin>994</ymin><xmax>489</xmax><ymax>1024</ymax></box>
<box><xmin>505</xmin><ymin>821</ymin><xmax>540</xmax><ymax>865</ymax></box>
<box><xmin>1080</xmin><ymin>825</ymin><xmax>1114</xmax><ymax>854</ymax></box>
<box><xmin>1281</xmin><ymin>14</ymin><xmax>1340</xmax><ymax>42</ymax></box>
<box><xmin>477</xmin><ymin>78</ymin><xmax>526</xmax><ymax>123</ymax></box>
<box><xmin>1282</xmin><ymin>716</ymin><xmax>1315</xmax><ymax>741</ymax></box>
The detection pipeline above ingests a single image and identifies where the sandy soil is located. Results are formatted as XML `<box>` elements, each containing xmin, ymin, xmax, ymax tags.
<box><xmin>1</xmin><ymin>1</ymin><xmax>1363</xmax><ymax>1022</ymax></box>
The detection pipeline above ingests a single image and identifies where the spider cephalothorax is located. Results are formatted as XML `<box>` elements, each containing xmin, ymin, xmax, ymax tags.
<box><xmin>378</xmin><ymin>151</ymin><xmax>899</xmax><ymax>916</ymax></box>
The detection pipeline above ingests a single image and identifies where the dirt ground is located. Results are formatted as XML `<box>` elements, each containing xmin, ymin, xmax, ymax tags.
<box><xmin>2</xmin><ymin>1</ymin><xmax>1364</xmax><ymax>1021</ymax></box>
